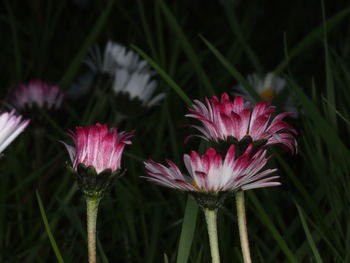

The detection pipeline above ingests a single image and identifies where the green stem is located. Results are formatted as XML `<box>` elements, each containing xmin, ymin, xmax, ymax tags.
<box><xmin>235</xmin><ymin>191</ymin><xmax>252</xmax><ymax>263</ymax></box>
<box><xmin>204</xmin><ymin>208</ymin><xmax>221</xmax><ymax>263</ymax></box>
<box><xmin>86</xmin><ymin>197</ymin><xmax>101</xmax><ymax>263</ymax></box>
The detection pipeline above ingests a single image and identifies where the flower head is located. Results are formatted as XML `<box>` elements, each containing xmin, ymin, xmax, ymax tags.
<box><xmin>64</xmin><ymin>123</ymin><xmax>134</xmax><ymax>198</ymax></box>
<box><xmin>144</xmin><ymin>145</ymin><xmax>278</xmax><ymax>208</ymax></box>
<box><xmin>0</xmin><ymin>110</ymin><xmax>30</xmax><ymax>154</ymax></box>
<box><xmin>64</xmin><ymin>123</ymin><xmax>134</xmax><ymax>174</ymax></box>
<box><xmin>144</xmin><ymin>145</ymin><xmax>277</xmax><ymax>193</ymax></box>
<box><xmin>186</xmin><ymin>93</ymin><xmax>297</xmax><ymax>153</ymax></box>
<box><xmin>234</xmin><ymin>72</ymin><xmax>298</xmax><ymax>115</ymax></box>
<box><xmin>10</xmin><ymin>79</ymin><xmax>64</xmax><ymax>111</ymax></box>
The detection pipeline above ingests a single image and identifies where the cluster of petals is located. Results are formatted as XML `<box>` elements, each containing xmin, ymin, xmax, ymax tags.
<box><xmin>113</xmin><ymin>69</ymin><xmax>165</xmax><ymax>107</ymax></box>
<box><xmin>85</xmin><ymin>41</ymin><xmax>149</xmax><ymax>75</ymax></box>
<box><xmin>85</xmin><ymin>41</ymin><xmax>164</xmax><ymax>108</ymax></box>
<box><xmin>11</xmin><ymin>79</ymin><xmax>63</xmax><ymax>110</ymax></box>
<box><xmin>144</xmin><ymin>144</ymin><xmax>279</xmax><ymax>193</ymax></box>
<box><xmin>186</xmin><ymin>93</ymin><xmax>297</xmax><ymax>153</ymax></box>
<box><xmin>102</xmin><ymin>41</ymin><xmax>150</xmax><ymax>74</ymax></box>
<box><xmin>64</xmin><ymin>123</ymin><xmax>134</xmax><ymax>174</ymax></box>
<box><xmin>0</xmin><ymin>110</ymin><xmax>30</xmax><ymax>154</ymax></box>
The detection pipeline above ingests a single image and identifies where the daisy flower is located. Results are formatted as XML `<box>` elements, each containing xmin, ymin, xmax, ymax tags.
<box><xmin>10</xmin><ymin>79</ymin><xmax>63</xmax><ymax>111</ymax></box>
<box><xmin>186</xmin><ymin>93</ymin><xmax>297</xmax><ymax>153</ymax></box>
<box><xmin>0</xmin><ymin>110</ymin><xmax>29</xmax><ymax>154</ymax></box>
<box><xmin>234</xmin><ymin>72</ymin><xmax>298</xmax><ymax>115</ymax></box>
<box><xmin>144</xmin><ymin>144</ymin><xmax>277</xmax><ymax>209</ymax></box>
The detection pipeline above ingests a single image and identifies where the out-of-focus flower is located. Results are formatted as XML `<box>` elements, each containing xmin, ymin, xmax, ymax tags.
<box><xmin>186</xmin><ymin>93</ymin><xmax>297</xmax><ymax>153</ymax></box>
<box><xmin>112</xmin><ymin>69</ymin><xmax>165</xmax><ymax>108</ymax></box>
<box><xmin>102</xmin><ymin>41</ymin><xmax>149</xmax><ymax>74</ymax></box>
<box><xmin>234</xmin><ymin>72</ymin><xmax>298</xmax><ymax>115</ymax></box>
<box><xmin>144</xmin><ymin>145</ymin><xmax>278</xmax><ymax>208</ymax></box>
<box><xmin>10</xmin><ymin>79</ymin><xmax>63</xmax><ymax>111</ymax></box>
<box><xmin>82</xmin><ymin>41</ymin><xmax>165</xmax><ymax>111</ymax></box>
<box><xmin>0</xmin><ymin>110</ymin><xmax>30</xmax><ymax>154</ymax></box>
<box><xmin>85</xmin><ymin>41</ymin><xmax>150</xmax><ymax>75</ymax></box>
<box><xmin>63</xmin><ymin>123</ymin><xmax>134</xmax><ymax>197</ymax></box>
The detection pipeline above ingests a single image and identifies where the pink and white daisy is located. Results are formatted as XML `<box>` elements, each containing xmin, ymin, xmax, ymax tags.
<box><xmin>186</xmin><ymin>93</ymin><xmax>297</xmax><ymax>153</ymax></box>
<box><xmin>0</xmin><ymin>110</ymin><xmax>30</xmax><ymax>154</ymax></box>
<box><xmin>64</xmin><ymin>123</ymin><xmax>134</xmax><ymax>174</ymax></box>
<box><xmin>144</xmin><ymin>144</ymin><xmax>278</xmax><ymax>193</ymax></box>
<box><xmin>11</xmin><ymin>79</ymin><xmax>63</xmax><ymax>110</ymax></box>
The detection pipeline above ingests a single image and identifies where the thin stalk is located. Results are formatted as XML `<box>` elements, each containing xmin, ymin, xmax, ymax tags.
<box><xmin>86</xmin><ymin>197</ymin><xmax>101</xmax><ymax>263</ymax></box>
<box><xmin>235</xmin><ymin>191</ymin><xmax>252</xmax><ymax>263</ymax></box>
<box><xmin>204</xmin><ymin>208</ymin><xmax>220</xmax><ymax>263</ymax></box>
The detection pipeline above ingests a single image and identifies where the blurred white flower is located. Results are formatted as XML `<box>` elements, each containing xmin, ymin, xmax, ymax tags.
<box><xmin>84</xmin><ymin>41</ymin><xmax>165</xmax><ymax>108</ymax></box>
<box><xmin>85</xmin><ymin>41</ymin><xmax>150</xmax><ymax>75</ymax></box>
<box><xmin>113</xmin><ymin>69</ymin><xmax>165</xmax><ymax>107</ymax></box>
<box><xmin>234</xmin><ymin>72</ymin><xmax>298</xmax><ymax>116</ymax></box>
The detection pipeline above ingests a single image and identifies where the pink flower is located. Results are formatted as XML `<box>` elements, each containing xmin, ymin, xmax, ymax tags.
<box><xmin>11</xmin><ymin>79</ymin><xmax>64</xmax><ymax>110</ymax></box>
<box><xmin>0</xmin><ymin>110</ymin><xmax>30</xmax><ymax>154</ymax></box>
<box><xmin>64</xmin><ymin>123</ymin><xmax>134</xmax><ymax>174</ymax></box>
<box><xmin>186</xmin><ymin>93</ymin><xmax>297</xmax><ymax>153</ymax></box>
<box><xmin>144</xmin><ymin>144</ymin><xmax>278</xmax><ymax>193</ymax></box>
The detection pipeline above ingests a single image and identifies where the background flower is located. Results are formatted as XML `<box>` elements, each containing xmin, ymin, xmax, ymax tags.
<box><xmin>112</xmin><ymin>68</ymin><xmax>165</xmax><ymax>108</ymax></box>
<box><xmin>10</xmin><ymin>79</ymin><xmax>64</xmax><ymax>111</ymax></box>
<box><xmin>233</xmin><ymin>72</ymin><xmax>298</xmax><ymax>115</ymax></box>
<box><xmin>71</xmin><ymin>41</ymin><xmax>165</xmax><ymax>111</ymax></box>
<box><xmin>0</xmin><ymin>110</ymin><xmax>29</xmax><ymax>154</ymax></box>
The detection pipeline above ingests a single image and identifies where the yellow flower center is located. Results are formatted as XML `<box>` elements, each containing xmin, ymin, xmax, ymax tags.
<box><xmin>260</xmin><ymin>89</ymin><xmax>274</xmax><ymax>100</ymax></box>
<box><xmin>191</xmin><ymin>180</ymin><xmax>201</xmax><ymax>190</ymax></box>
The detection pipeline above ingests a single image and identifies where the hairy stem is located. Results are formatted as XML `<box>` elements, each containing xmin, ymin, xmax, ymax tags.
<box><xmin>204</xmin><ymin>208</ymin><xmax>221</xmax><ymax>263</ymax></box>
<box><xmin>86</xmin><ymin>197</ymin><xmax>101</xmax><ymax>263</ymax></box>
<box><xmin>236</xmin><ymin>191</ymin><xmax>252</xmax><ymax>263</ymax></box>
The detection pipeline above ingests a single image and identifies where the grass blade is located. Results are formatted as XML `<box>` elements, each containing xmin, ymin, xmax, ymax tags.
<box><xmin>176</xmin><ymin>197</ymin><xmax>199</xmax><ymax>263</ymax></box>
<box><xmin>132</xmin><ymin>45</ymin><xmax>192</xmax><ymax>106</ymax></box>
<box><xmin>36</xmin><ymin>191</ymin><xmax>65</xmax><ymax>263</ymax></box>
<box><xmin>59</xmin><ymin>0</ymin><xmax>115</xmax><ymax>89</ymax></box>
<box><xmin>201</xmin><ymin>36</ymin><xmax>260</xmax><ymax>101</ymax></box>
<box><xmin>296</xmin><ymin>205</ymin><xmax>324</xmax><ymax>263</ymax></box>
<box><xmin>248</xmin><ymin>192</ymin><xmax>299</xmax><ymax>263</ymax></box>
<box><xmin>275</xmin><ymin>7</ymin><xmax>350</xmax><ymax>73</ymax></box>
<box><xmin>158</xmin><ymin>0</ymin><xmax>215</xmax><ymax>95</ymax></box>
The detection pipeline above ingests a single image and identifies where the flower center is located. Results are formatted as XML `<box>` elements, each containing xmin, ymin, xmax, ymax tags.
<box><xmin>191</xmin><ymin>180</ymin><xmax>201</xmax><ymax>190</ymax></box>
<box><xmin>260</xmin><ymin>89</ymin><xmax>274</xmax><ymax>100</ymax></box>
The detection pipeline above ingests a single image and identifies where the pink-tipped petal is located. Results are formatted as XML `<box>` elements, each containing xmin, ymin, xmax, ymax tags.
<box><xmin>64</xmin><ymin>123</ymin><xmax>133</xmax><ymax>173</ymax></box>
